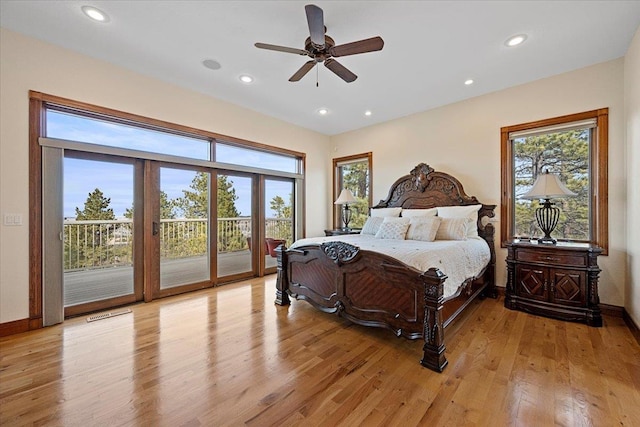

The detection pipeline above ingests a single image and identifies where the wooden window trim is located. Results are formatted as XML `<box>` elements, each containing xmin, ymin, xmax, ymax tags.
<box><xmin>332</xmin><ymin>152</ymin><xmax>373</xmax><ymax>229</ymax></box>
<box><xmin>28</xmin><ymin>96</ymin><xmax>44</xmax><ymax>329</ymax></box>
<box><xmin>500</xmin><ymin>108</ymin><xmax>608</xmax><ymax>254</ymax></box>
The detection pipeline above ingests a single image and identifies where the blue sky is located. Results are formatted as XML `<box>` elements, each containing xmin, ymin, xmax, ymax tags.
<box><xmin>50</xmin><ymin>111</ymin><xmax>293</xmax><ymax>218</ymax></box>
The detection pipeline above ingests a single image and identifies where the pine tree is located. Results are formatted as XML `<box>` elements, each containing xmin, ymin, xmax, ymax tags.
<box><xmin>215</xmin><ymin>175</ymin><xmax>244</xmax><ymax>251</ymax></box>
<box><xmin>71</xmin><ymin>188</ymin><xmax>116</xmax><ymax>268</ymax></box>
<box><xmin>175</xmin><ymin>173</ymin><xmax>240</xmax><ymax>219</ymax></box>
<box><xmin>513</xmin><ymin>129</ymin><xmax>589</xmax><ymax>240</ymax></box>
<box><xmin>124</xmin><ymin>191</ymin><xmax>175</xmax><ymax>219</ymax></box>
<box><xmin>217</xmin><ymin>175</ymin><xmax>240</xmax><ymax>218</ymax></box>
<box><xmin>341</xmin><ymin>162</ymin><xmax>370</xmax><ymax>228</ymax></box>
<box><xmin>269</xmin><ymin>194</ymin><xmax>293</xmax><ymax>244</ymax></box>
<box><xmin>270</xmin><ymin>195</ymin><xmax>291</xmax><ymax>219</ymax></box>
<box><xmin>174</xmin><ymin>173</ymin><xmax>244</xmax><ymax>252</ymax></box>
<box><xmin>75</xmin><ymin>188</ymin><xmax>115</xmax><ymax>220</ymax></box>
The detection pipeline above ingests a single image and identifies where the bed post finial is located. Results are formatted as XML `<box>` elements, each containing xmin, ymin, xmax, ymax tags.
<box><xmin>410</xmin><ymin>163</ymin><xmax>434</xmax><ymax>192</ymax></box>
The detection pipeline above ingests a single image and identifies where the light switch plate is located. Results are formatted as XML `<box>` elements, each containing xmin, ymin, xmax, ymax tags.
<box><xmin>3</xmin><ymin>213</ymin><xmax>23</xmax><ymax>226</ymax></box>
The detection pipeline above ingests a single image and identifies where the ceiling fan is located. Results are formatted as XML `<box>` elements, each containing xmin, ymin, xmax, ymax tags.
<box><xmin>254</xmin><ymin>4</ymin><xmax>384</xmax><ymax>83</ymax></box>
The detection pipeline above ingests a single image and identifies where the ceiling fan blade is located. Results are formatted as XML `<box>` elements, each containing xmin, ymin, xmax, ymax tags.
<box><xmin>330</xmin><ymin>36</ymin><xmax>384</xmax><ymax>57</ymax></box>
<box><xmin>289</xmin><ymin>60</ymin><xmax>316</xmax><ymax>82</ymax></box>
<box><xmin>255</xmin><ymin>42</ymin><xmax>308</xmax><ymax>56</ymax></box>
<box><xmin>324</xmin><ymin>59</ymin><xmax>357</xmax><ymax>83</ymax></box>
<box><xmin>305</xmin><ymin>4</ymin><xmax>325</xmax><ymax>47</ymax></box>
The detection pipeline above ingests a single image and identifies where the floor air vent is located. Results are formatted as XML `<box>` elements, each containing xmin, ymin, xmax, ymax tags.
<box><xmin>86</xmin><ymin>308</ymin><xmax>132</xmax><ymax>322</ymax></box>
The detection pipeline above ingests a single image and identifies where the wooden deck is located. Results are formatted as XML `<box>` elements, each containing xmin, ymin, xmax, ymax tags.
<box><xmin>64</xmin><ymin>250</ymin><xmax>277</xmax><ymax>306</ymax></box>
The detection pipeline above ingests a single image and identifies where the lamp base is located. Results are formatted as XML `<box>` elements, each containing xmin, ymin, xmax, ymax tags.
<box><xmin>535</xmin><ymin>199</ymin><xmax>560</xmax><ymax>245</ymax></box>
<box><xmin>537</xmin><ymin>236</ymin><xmax>557</xmax><ymax>244</ymax></box>
<box><xmin>342</xmin><ymin>204</ymin><xmax>352</xmax><ymax>232</ymax></box>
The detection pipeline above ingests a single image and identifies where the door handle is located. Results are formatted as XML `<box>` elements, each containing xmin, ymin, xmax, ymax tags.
<box><xmin>152</xmin><ymin>221</ymin><xmax>159</xmax><ymax>236</ymax></box>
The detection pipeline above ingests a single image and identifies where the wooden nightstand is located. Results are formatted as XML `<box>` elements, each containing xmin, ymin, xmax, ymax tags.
<box><xmin>504</xmin><ymin>240</ymin><xmax>602</xmax><ymax>327</ymax></box>
<box><xmin>324</xmin><ymin>229</ymin><xmax>361</xmax><ymax>236</ymax></box>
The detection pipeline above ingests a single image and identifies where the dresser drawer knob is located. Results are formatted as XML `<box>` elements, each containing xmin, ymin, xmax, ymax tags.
<box><xmin>542</xmin><ymin>256</ymin><xmax>560</xmax><ymax>262</ymax></box>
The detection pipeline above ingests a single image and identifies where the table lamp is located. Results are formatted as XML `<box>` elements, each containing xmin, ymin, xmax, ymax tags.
<box><xmin>521</xmin><ymin>170</ymin><xmax>576</xmax><ymax>244</ymax></box>
<box><xmin>334</xmin><ymin>189</ymin><xmax>357</xmax><ymax>231</ymax></box>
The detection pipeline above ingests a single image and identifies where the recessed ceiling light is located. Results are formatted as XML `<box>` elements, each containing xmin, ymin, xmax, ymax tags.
<box><xmin>239</xmin><ymin>75</ymin><xmax>254</xmax><ymax>83</ymax></box>
<box><xmin>81</xmin><ymin>6</ymin><xmax>109</xmax><ymax>23</ymax></box>
<box><xmin>364</xmin><ymin>110</ymin><xmax>372</xmax><ymax>116</ymax></box>
<box><xmin>202</xmin><ymin>59</ymin><xmax>221</xmax><ymax>70</ymax></box>
<box><xmin>464</xmin><ymin>79</ymin><xmax>474</xmax><ymax>86</ymax></box>
<box><xmin>505</xmin><ymin>34</ymin><xmax>527</xmax><ymax>47</ymax></box>
<box><xmin>317</xmin><ymin>108</ymin><xmax>329</xmax><ymax>116</ymax></box>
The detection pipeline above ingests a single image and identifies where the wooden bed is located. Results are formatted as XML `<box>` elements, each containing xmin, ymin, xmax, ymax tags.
<box><xmin>274</xmin><ymin>163</ymin><xmax>497</xmax><ymax>372</ymax></box>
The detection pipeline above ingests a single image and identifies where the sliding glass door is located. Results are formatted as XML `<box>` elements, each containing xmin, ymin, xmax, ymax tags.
<box><xmin>51</xmin><ymin>155</ymin><xmax>290</xmax><ymax>317</ymax></box>
<box><xmin>264</xmin><ymin>178</ymin><xmax>294</xmax><ymax>271</ymax></box>
<box><xmin>217</xmin><ymin>173</ymin><xmax>254</xmax><ymax>279</ymax></box>
<box><xmin>62</xmin><ymin>153</ymin><xmax>142</xmax><ymax>316</ymax></box>
<box><xmin>159</xmin><ymin>167</ymin><xmax>211</xmax><ymax>289</ymax></box>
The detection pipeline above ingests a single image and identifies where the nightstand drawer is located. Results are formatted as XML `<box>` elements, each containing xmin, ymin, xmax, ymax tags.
<box><xmin>515</xmin><ymin>249</ymin><xmax>586</xmax><ymax>267</ymax></box>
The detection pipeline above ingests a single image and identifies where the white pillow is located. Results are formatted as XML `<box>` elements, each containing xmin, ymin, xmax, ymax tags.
<box><xmin>371</xmin><ymin>207</ymin><xmax>402</xmax><ymax>218</ymax></box>
<box><xmin>435</xmin><ymin>217</ymin><xmax>472</xmax><ymax>241</ymax></box>
<box><xmin>401</xmin><ymin>208</ymin><xmax>438</xmax><ymax>218</ymax></box>
<box><xmin>406</xmin><ymin>217</ymin><xmax>441</xmax><ymax>242</ymax></box>
<box><xmin>380</xmin><ymin>217</ymin><xmax>410</xmax><ymax>224</ymax></box>
<box><xmin>375</xmin><ymin>217</ymin><xmax>410</xmax><ymax>240</ymax></box>
<box><xmin>436</xmin><ymin>204</ymin><xmax>482</xmax><ymax>238</ymax></box>
<box><xmin>360</xmin><ymin>216</ymin><xmax>384</xmax><ymax>235</ymax></box>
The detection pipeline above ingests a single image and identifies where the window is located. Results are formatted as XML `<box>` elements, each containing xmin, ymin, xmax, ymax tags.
<box><xmin>30</xmin><ymin>91</ymin><xmax>306</xmax><ymax>324</ymax></box>
<box><xmin>501</xmin><ymin>109</ymin><xmax>608</xmax><ymax>253</ymax></box>
<box><xmin>333</xmin><ymin>153</ymin><xmax>372</xmax><ymax>229</ymax></box>
<box><xmin>46</xmin><ymin>108</ymin><xmax>211</xmax><ymax>160</ymax></box>
<box><xmin>216</xmin><ymin>142</ymin><xmax>299</xmax><ymax>174</ymax></box>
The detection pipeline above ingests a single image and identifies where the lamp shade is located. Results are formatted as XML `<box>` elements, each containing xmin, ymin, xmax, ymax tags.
<box><xmin>520</xmin><ymin>170</ymin><xmax>577</xmax><ymax>199</ymax></box>
<box><xmin>334</xmin><ymin>189</ymin><xmax>357</xmax><ymax>205</ymax></box>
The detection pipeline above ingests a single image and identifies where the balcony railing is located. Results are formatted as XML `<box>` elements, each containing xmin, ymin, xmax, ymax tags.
<box><xmin>63</xmin><ymin>217</ymin><xmax>292</xmax><ymax>271</ymax></box>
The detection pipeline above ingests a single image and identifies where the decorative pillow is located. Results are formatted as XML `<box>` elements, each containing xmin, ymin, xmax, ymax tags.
<box><xmin>401</xmin><ymin>208</ymin><xmax>438</xmax><ymax>218</ymax></box>
<box><xmin>375</xmin><ymin>217</ymin><xmax>410</xmax><ymax>240</ymax></box>
<box><xmin>406</xmin><ymin>217</ymin><xmax>441</xmax><ymax>242</ymax></box>
<box><xmin>370</xmin><ymin>207</ymin><xmax>402</xmax><ymax>218</ymax></box>
<box><xmin>360</xmin><ymin>216</ymin><xmax>385</xmax><ymax>235</ymax></box>
<box><xmin>435</xmin><ymin>217</ymin><xmax>472</xmax><ymax>241</ymax></box>
<box><xmin>436</xmin><ymin>205</ymin><xmax>482</xmax><ymax>238</ymax></box>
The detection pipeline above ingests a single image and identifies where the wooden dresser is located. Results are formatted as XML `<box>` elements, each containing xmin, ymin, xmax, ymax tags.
<box><xmin>504</xmin><ymin>240</ymin><xmax>602</xmax><ymax>327</ymax></box>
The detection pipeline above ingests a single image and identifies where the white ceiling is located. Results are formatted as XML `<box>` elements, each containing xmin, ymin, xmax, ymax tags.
<box><xmin>2</xmin><ymin>1</ymin><xmax>639</xmax><ymax>136</ymax></box>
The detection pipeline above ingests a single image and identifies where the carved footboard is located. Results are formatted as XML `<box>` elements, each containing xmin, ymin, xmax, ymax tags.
<box><xmin>275</xmin><ymin>241</ymin><xmax>450</xmax><ymax>372</ymax></box>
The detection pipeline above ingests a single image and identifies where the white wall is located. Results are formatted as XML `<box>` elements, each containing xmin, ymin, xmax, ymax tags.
<box><xmin>1</xmin><ymin>26</ymin><xmax>635</xmax><ymax>324</ymax></box>
<box><xmin>330</xmin><ymin>59</ymin><xmax>627</xmax><ymax>307</ymax></box>
<box><xmin>625</xmin><ymin>27</ymin><xmax>640</xmax><ymax>326</ymax></box>
<box><xmin>0</xmin><ymin>28</ymin><xmax>331</xmax><ymax>323</ymax></box>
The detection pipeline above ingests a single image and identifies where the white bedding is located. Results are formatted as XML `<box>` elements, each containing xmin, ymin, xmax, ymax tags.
<box><xmin>290</xmin><ymin>234</ymin><xmax>490</xmax><ymax>299</ymax></box>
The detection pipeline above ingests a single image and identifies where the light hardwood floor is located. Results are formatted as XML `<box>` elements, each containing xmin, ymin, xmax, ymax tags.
<box><xmin>1</xmin><ymin>275</ymin><xmax>639</xmax><ymax>426</ymax></box>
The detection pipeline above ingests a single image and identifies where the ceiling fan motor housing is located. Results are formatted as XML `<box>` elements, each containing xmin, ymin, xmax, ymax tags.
<box><xmin>305</xmin><ymin>35</ymin><xmax>335</xmax><ymax>62</ymax></box>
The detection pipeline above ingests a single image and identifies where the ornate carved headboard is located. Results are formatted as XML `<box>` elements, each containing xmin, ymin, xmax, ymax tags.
<box><xmin>373</xmin><ymin>163</ymin><xmax>496</xmax><ymax>261</ymax></box>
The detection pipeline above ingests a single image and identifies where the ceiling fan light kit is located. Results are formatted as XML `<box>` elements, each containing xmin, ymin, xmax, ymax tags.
<box><xmin>255</xmin><ymin>4</ymin><xmax>384</xmax><ymax>83</ymax></box>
